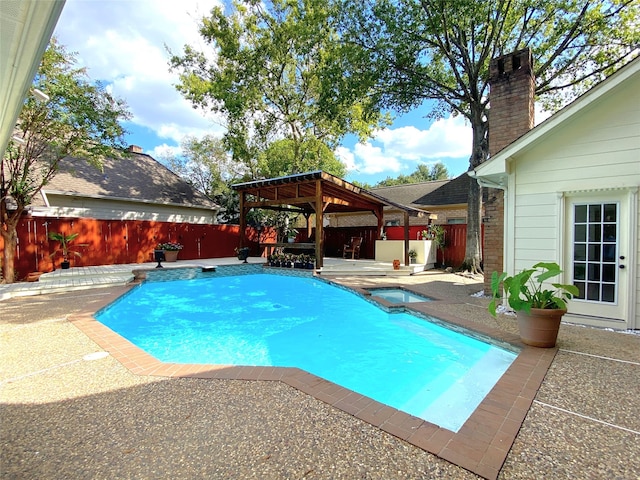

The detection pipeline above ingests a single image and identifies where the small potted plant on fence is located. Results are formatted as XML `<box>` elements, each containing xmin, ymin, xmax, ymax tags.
<box><xmin>488</xmin><ymin>262</ymin><xmax>579</xmax><ymax>348</ymax></box>
<box><xmin>408</xmin><ymin>249</ymin><xmax>418</xmax><ymax>264</ymax></box>
<box><xmin>157</xmin><ymin>242</ymin><xmax>183</xmax><ymax>262</ymax></box>
<box><xmin>48</xmin><ymin>232</ymin><xmax>86</xmax><ymax>269</ymax></box>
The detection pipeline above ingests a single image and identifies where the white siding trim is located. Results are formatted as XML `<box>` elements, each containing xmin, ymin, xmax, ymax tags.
<box><xmin>629</xmin><ymin>187</ymin><xmax>638</xmax><ymax>329</ymax></box>
<box><xmin>556</xmin><ymin>193</ymin><xmax>566</xmax><ymax>282</ymax></box>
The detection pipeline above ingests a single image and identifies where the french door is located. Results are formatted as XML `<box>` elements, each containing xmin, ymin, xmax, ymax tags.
<box><xmin>566</xmin><ymin>194</ymin><xmax>628</xmax><ymax>321</ymax></box>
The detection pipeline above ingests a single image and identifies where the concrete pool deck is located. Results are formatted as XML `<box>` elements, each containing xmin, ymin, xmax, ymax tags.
<box><xmin>1</xmin><ymin>262</ymin><xmax>639</xmax><ymax>479</ymax></box>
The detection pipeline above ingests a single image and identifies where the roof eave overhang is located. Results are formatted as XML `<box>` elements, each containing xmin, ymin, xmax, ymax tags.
<box><xmin>0</xmin><ymin>0</ymin><xmax>66</xmax><ymax>157</ymax></box>
<box><xmin>42</xmin><ymin>190</ymin><xmax>220</xmax><ymax>211</ymax></box>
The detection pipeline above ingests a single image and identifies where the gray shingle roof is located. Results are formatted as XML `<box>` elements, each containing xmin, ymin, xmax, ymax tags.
<box><xmin>34</xmin><ymin>151</ymin><xmax>217</xmax><ymax>209</ymax></box>
<box><xmin>414</xmin><ymin>173</ymin><xmax>486</xmax><ymax>206</ymax></box>
<box><xmin>372</xmin><ymin>179</ymin><xmax>449</xmax><ymax>207</ymax></box>
<box><xmin>372</xmin><ymin>173</ymin><xmax>486</xmax><ymax>208</ymax></box>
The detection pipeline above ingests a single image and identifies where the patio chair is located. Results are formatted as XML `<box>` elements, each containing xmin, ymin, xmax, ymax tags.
<box><xmin>343</xmin><ymin>237</ymin><xmax>363</xmax><ymax>259</ymax></box>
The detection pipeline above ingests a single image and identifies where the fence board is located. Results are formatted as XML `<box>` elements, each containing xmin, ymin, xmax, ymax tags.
<box><xmin>1</xmin><ymin>216</ymin><xmax>272</xmax><ymax>281</ymax></box>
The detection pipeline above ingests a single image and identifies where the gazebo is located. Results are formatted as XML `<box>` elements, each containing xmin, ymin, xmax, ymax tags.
<box><xmin>232</xmin><ymin>171</ymin><xmax>428</xmax><ymax>268</ymax></box>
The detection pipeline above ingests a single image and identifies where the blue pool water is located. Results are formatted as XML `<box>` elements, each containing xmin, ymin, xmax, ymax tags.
<box><xmin>97</xmin><ymin>273</ymin><xmax>516</xmax><ymax>431</ymax></box>
<box><xmin>370</xmin><ymin>288</ymin><xmax>432</xmax><ymax>303</ymax></box>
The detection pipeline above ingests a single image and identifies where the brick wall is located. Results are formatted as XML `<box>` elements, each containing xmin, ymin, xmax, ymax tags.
<box><xmin>484</xmin><ymin>49</ymin><xmax>535</xmax><ymax>292</ymax></box>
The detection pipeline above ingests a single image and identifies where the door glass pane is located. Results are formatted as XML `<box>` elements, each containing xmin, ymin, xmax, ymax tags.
<box><xmin>603</xmin><ymin>224</ymin><xmax>616</xmax><ymax>242</ymax></box>
<box><xmin>587</xmin><ymin>263</ymin><xmax>600</xmax><ymax>281</ymax></box>
<box><xmin>588</xmin><ymin>244</ymin><xmax>601</xmax><ymax>261</ymax></box>
<box><xmin>602</xmin><ymin>284</ymin><xmax>615</xmax><ymax>303</ymax></box>
<box><xmin>603</xmin><ymin>204</ymin><xmax>617</xmax><ymax>222</ymax></box>
<box><xmin>572</xmin><ymin>202</ymin><xmax>618</xmax><ymax>304</ymax></box>
<box><xmin>587</xmin><ymin>283</ymin><xmax>600</xmax><ymax>301</ymax></box>
<box><xmin>602</xmin><ymin>264</ymin><xmax>616</xmax><ymax>283</ymax></box>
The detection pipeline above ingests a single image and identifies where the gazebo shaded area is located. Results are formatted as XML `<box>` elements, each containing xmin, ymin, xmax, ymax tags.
<box><xmin>232</xmin><ymin>171</ymin><xmax>427</xmax><ymax>268</ymax></box>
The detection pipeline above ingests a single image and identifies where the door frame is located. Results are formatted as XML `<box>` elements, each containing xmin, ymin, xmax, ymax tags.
<box><xmin>560</xmin><ymin>188</ymin><xmax>638</xmax><ymax>329</ymax></box>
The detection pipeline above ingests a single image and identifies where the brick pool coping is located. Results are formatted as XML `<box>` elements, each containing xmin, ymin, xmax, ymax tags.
<box><xmin>69</xmin><ymin>281</ymin><xmax>556</xmax><ymax>480</ymax></box>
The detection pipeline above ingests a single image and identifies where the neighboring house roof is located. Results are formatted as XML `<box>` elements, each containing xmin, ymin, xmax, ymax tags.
<box><xmin>371</xmin><ymin>174</ymin><xmax>485</xmax><ymax>209</ymax></box>
<box><xmin>471</xmin><ymin>56</ymin><xmax>640</xmax><ymax>186</ymax></box>
<box><xmin>414</xmin><ymin>173</ymin><xmax>487</xmax><ymax>206</ymax></box>
<box><xmin>371</xmin><ymin>179</ymin><xmax>449</xmax><ymax>208</ymax></box>
<box><xmin>33</xmin><ymin>150</ymin><xmax>218</xmax><ymax>210</ymax></box>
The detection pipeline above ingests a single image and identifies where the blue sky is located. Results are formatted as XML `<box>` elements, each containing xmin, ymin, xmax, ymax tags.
<box><xmin>53</xmin><ymin>0</ymin><xmax>474</xmax><ymax>185</ymax></box>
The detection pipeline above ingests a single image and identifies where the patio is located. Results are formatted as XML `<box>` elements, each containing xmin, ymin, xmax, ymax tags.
<box><xmin>1</xmin><ymin>264</ymin><xmax>638</xmax><ymax>479</ymax></box>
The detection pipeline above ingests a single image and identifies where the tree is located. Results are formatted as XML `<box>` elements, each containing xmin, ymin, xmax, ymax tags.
<box><xmin>0</xmin><ymin>39</ymin><xmax>130</xmax><ymax>283</ymax></box>
<box><xmin>374</xmin><ymin>162</ymin><xmax>449</xmax><ymax>186</ymax></box>
<box><xmin>158</xmin><ymin>134</ymin><xmax>247</xmax><ymax>224</ymax></box>
<box><xmin>335</xmin><ymin>0</ymin><xmax>639</xmax><ymax>272</ymax></box>
<box><xmin>169</xmin><ymin>0</ymin><xmax>388</xmax><ymax>178</ymax></box>
<box><xmin>257</xmin><ymin>137</ymin><xmax>347</xmax><ymax>178</ymax></box>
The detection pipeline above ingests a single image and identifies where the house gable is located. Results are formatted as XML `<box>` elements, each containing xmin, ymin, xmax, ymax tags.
<box><xmin>30</xmin><ymin>149</ymin><xmax>219</xmax><ymax>223</ymax></box>
<box><xmin>473</xmin><ymin>57</ymin><xmax>640</xmax><ymax>330</ymax></box>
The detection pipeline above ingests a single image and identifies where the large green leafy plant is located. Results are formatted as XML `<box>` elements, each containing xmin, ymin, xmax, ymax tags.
<box><xmin>488</xmin><ymin>262</ymin><xmax>579</xmax><ymax>317</ymax></box>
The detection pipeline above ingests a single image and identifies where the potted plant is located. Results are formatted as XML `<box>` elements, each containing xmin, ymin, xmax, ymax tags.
<box><xmin>408</xmin><ymin>249</ymin><xmax>418</xmax><ymax>264</ymax></box>
<box><xmin>235</xmin><ymin>247</ymin><xmax>250</xmax><ymax>263</ymax></box>
<box><xmin>488</xmin><ymin>262</ymin><xmax>579</xmax><ymax>347</ymax></box>
<box><xmin>157</xmin><ymin>242</ymin><xmax>183</xmax><ymax>262</ymax></box>
<box><xmin>48</xmin><ymin>232</ymin><xmax>86</xmax><ymax>269</ymax></box>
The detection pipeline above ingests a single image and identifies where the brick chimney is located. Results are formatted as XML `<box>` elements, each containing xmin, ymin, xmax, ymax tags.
<box><xmin>483</xmin><ymin>48</ymin><xmax>535</xmax><ymax>293</ymax></box>
<box><xmin>127</xmin><ymin>145</ymin><xmax>143</xmax><ymax>153</ymax></box>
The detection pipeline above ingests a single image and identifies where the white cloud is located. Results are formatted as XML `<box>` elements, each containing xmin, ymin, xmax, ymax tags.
<box><xmin>54</xmin><ymin>0</ymin><xmax>223</xmax><ymax>146</ymax></box>
<box><xmin>149</xmin><ymin>144</ymin><xmax>183</xmax><ymax>160</ymax></box>
<box><xmin>343</xmin><ymin>114</ymin><xmax>472</xmax><ymax>177</ymax></box>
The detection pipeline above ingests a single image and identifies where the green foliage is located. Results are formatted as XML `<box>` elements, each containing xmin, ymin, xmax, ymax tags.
<box><xmin>488</xmin><ymin>262</ymin><xmax>580</xmax><ymax>317</ymax></box>
<box><xmin>48</xmin><ymin>232</ymin><xmax>86</xmax><ymax>261</ymax></box>
<box><xmin>374</xmin><ymin>162</ymin><xmax>449</xmax><ymax>187</ymax></box>
<box><xmin>169</xmin><ymin>0</ymin><xmax>388</xmax><ymax>177</ymax></box>
<box><xmin>257</xmin><ymin>137</ymin><xmax>346</xmax><ymax>178</ymax></box>
<box><xmin>163</xmin><ymin>135</ymin><xmax>237</xmax><ymax>197</ymax></box>
<box><xmin>1</xmin><ymin>38</ymin><xmax>130</xmax><ymax>283</ymax></box>
<box><xmin>334</xmin><ymin>0</ymin><xmax>639</xmax><ymax>272</ymax></box>
<box><xmin>3</xmin><ymin>39</ymin><xmax>130</xmax><ymax>212</ymax></box>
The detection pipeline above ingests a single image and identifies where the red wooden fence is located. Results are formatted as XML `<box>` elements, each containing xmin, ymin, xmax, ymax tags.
<box><xmin>1</xmin><ymin>216</ymin><xmax>274</xmax><ymax>281</ymax></box>
<box><xmin>1</xmin><ymin>217</ymin><xmax>482</xmax><ymax>281</ymax></box>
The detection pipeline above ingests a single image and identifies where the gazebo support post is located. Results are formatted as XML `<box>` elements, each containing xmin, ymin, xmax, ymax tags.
<box><xmin>403</xmin><ymin>210</ymin><xmax>410</xmax><ymax>266</ymax></box>
<box><xmin>315</xmin><ymin>180</ymin><xmax>324</xmax><ymax>269</ymax></box>
<box><xmin>239</xmin><ymin>191</ymin><xmax>247</xmax><ymax>248</ymax></box>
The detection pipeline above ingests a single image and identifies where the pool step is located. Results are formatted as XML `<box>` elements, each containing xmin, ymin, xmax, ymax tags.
<box><xmin>5</xmin><ymin>266</ymin><xmax>135</xmax><ymax>298</ymax></box>
<box><xmin>319</xmin><ymin>261</ymin><xmax>427</xmax><ymax>276</ymax></box>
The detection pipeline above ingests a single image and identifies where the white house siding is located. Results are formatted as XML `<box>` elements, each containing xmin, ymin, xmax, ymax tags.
<box><xmin>507</xmin><ymin>72</ymin><xmax>639</xmax><ymax>329</ymax></box>
<box><xmin>31</xmin><ymin>195</ymin><xmax>217</xmax><ymax>224</ymax></box>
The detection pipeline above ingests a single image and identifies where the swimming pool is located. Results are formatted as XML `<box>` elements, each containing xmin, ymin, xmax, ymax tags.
<box><xmin>97</xmin><ymin>272</ymin><xmax>517</xmax><ymax>432</ymax></box>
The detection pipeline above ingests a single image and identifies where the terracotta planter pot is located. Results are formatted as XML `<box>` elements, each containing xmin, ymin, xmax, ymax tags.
<box><xmin>392</xmin><ymin>259</ymin><xmax>401</xmax><ymax>270</ymax></box>
<box><xmin>163</xmin><ymin>250</ymin><xmax>179</xmax><ymax>262</ymax></box>
<box><xmin>516</xmin><ymin>308</ymin><xmax>566</xmax><ymax>348</ymax></box>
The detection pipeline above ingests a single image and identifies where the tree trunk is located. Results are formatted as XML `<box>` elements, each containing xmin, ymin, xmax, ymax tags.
<box><xmin>0</xmin><ymin>210</ymin><xmax>20</xmax><ymax>284</ymax></box>
<box><xmin>464</xmin><ymin>178</ymin><xmax>483</xmax><ymax>273</ymax></box>
<box><xmin>462</xmin><ymin>113</ymin><xmax>488</xmax><ymax>274</ymax></box>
